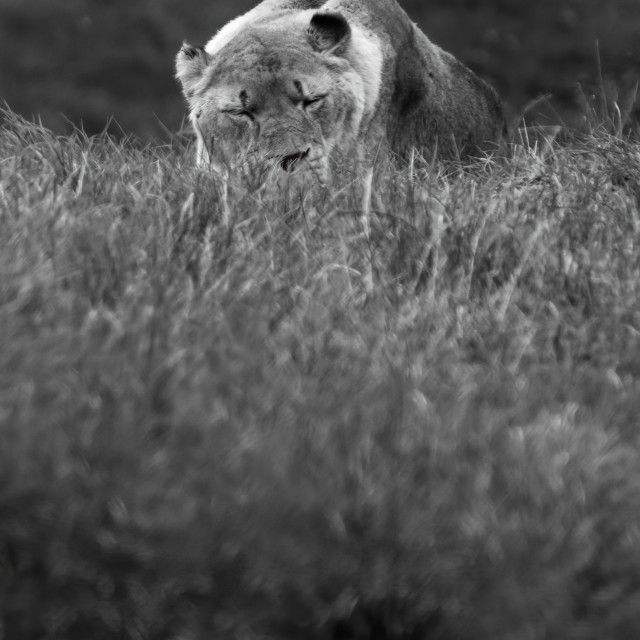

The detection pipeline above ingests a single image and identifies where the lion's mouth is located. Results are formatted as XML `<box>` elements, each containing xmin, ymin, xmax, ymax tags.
<box><xmin>280</xmin><ymin>148</ymin><xmax>310</xmax><ymax>172</ymax></box>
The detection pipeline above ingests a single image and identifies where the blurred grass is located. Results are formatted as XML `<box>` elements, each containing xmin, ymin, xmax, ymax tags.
<box><xmin>3</xmin><ymin>107</ymin><xmax>640</xmax><ymax>637</ymax></box>
<box><xmin>1</xmin><ymin>0</ymin><xmax>639</xmax><ymax>137</ymax></box>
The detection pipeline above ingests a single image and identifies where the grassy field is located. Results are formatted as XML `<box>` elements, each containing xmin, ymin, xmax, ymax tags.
<box><xmin>2</xmin><ymin>106</ymin><xmax>640</xmax><ymax>639</ymax></box>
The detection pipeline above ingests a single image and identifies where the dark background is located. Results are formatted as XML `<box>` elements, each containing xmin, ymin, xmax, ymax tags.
<box><xmin>1</xmin><ymin>0</ymin><xmax>639</xmax><ymax>139</ymax></box>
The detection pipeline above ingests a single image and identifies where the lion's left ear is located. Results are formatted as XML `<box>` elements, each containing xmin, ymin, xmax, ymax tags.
<box><xmin>307</xmin><ymin>12</ymin><xmax>351</xmax><ymax>54</ymax></box>
<box><xmin>175</xmin><ymin>42</ymin><xmax>210</xmax><ymax>97</ymax></box>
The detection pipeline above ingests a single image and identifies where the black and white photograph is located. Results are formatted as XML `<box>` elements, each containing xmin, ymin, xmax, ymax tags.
<box><xmin>2</xmin><ymin>1</ymin><xmax>640</xmax><ymax>638</ymax></box>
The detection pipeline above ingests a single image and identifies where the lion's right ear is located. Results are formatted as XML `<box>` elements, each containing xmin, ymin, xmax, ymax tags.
<box><xmin>175</xmin><ymin>43</ymin><xmax>210</xmax><ymax>97</ymax></box>
<box><xmin>307</xmin><ymin>12</ymin><xmax>351</xmax><ymax>55</ymax></box>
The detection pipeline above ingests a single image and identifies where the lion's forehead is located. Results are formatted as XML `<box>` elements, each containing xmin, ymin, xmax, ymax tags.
<box><xmin>217</xmin><ymin>17</ymin><xmax>305</xmax><ymax>53</ymax></box>
<box><xmin>204</xmin><ymin>39</ymin><xmax>333</xmax><ymax>96</ymax></box>
<box><xmin>205</xmin><ymin>9</ymin><xmax>316</xmax><ymax>57</ymax></box>
<box><xmin>211</xmin><ymin>49</ymin><xmax>323</xmax><ymax>78</ymax></box>
<box><xmin>212</xmin><ymin>28</ymin><xmax>321</xmax><ymax>73</ymax></box>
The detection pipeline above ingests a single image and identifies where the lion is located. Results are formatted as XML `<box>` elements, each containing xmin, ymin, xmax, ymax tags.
<box><xmin>175</xmin><ymin>0</ymin><xmax>505</xmax><ymax>171</ymax></box>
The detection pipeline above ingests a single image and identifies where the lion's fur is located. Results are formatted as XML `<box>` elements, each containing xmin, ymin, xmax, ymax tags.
<box><xmin>176</xmin><ymin>0</ymin><xmax>505</xmax><ymax>168</ymax></box>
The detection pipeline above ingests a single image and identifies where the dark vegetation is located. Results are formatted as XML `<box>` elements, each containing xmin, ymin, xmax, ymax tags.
<box><xmin>1</xmin><ymin>0</ymin><xmax>640</xmax><ymax>137</ymax></box>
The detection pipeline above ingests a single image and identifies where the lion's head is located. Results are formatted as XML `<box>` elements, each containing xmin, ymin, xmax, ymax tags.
<box><xmin>176</xmin><ymin>11</ymin><xmax>368</xmax><ymax>172</ymax></box>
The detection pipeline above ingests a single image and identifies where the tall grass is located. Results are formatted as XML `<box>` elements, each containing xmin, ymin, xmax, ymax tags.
<box><xmin>2</xmin><ymin>109</ymin><xmax>640</xmax><ymax>639</ymax></box>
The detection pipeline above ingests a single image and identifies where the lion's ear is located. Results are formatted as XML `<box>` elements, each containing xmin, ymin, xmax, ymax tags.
<box><xmin>175</xmin><ymin>43</ymin><xmax>210</xmax><ymax>97</ymax></box>
<box><xmin>307</xmin><ymin>12</ymin><xmax>350</xmax><ymax>54</ymax></box>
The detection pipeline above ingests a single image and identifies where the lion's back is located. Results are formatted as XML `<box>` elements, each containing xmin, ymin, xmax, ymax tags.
<box><xmin>382</xmin><ymin>22</ymin><xmax>505</xmax><ymax>159</ymax></box>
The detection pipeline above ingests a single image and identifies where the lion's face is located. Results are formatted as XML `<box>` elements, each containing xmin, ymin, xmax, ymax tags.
<box><xmin>176</xmin><ymin>12</ymin><xmax>366</xmax><ymax>172</ymax></box>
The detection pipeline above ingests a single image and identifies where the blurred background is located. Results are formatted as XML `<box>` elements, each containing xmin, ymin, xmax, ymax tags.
<box><xmin>0</xmin><ymin>0</ymin><xmax>639</xmax><ymax>139</ymax></box>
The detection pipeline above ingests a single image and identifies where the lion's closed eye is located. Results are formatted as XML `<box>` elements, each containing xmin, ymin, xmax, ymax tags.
<box><xmin>222</xmin><ymin>108</ymin><xmax>255</xmax><ymax>122</ymax></box>
<box><xmin>289</xmin><ymin>94</ymin><xmax>326</xmax><ymax>109</ymax></box>
<box><xmin>302</xmin><ymin>95</ymin><xmax>326</xmax><ymax>110</ymax></box>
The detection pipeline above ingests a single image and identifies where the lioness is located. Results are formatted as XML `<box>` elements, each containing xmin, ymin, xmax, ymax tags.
<box><xmin>176</xmin><ymin>0</ymin><xmax>505</xmax><ymax>171</ymax></box>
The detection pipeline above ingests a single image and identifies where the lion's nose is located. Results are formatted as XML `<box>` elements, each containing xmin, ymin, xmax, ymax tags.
<box><xmin>280</xmin><ymin>148</ymin><xmax>310</xmax><ymax>171</ymax></box>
